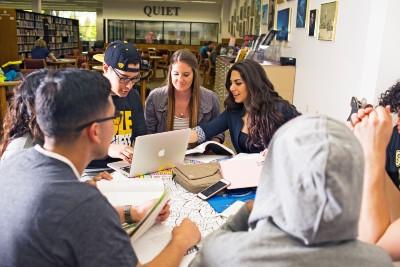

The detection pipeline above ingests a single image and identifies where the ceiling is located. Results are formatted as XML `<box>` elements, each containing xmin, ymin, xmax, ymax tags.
<box><xmin>0</xmin><ymin>0</ymin><xmax>221</xmax><ymax>12</ymax></box>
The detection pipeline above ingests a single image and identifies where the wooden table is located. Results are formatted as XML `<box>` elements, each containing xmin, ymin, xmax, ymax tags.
<box><xmin>91</xmin><ymin>65</ymin><xmax>103</xmax><ymax>72</ymax></box>
<box><xmin>0</xmin><ymin>80</ymin><xmax>21</xmax><ymax>125</ymax></box>
<box><xmin>47</xmin><ymin>58</ymin><xmax>77</xmax><ymax>69</ymax></box>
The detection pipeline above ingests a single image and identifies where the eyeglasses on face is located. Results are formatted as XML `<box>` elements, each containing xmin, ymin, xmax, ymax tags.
<box><xmin>75</xmin><ymin>110</ymin><xmax>121</xmax><ymax>131</ymax></box>
<box><xmin>112</xmin><ymin>68</ymin><xmax>141</xmax><ymax>84</ymax></box>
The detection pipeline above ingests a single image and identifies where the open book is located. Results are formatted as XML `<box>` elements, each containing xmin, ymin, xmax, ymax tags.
<box><xmin>96</xmin><ymin>176</ymin><xmax>164</xmax><ymax>206</ymax></box>
<box><xmin>128</xmin><ymin>190</ymin><xmax>170</xmax><ymax>242</ymax></box>
<box><xmin>186</xmin><ymin>141</ymin><xmax>235</xmax><ymax>156</ymax></box>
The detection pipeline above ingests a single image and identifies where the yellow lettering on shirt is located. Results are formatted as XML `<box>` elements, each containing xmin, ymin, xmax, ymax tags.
<box><xmin>112</xmin><ymin>110</ymin><xmax>133</xmax><ymax>146</ymax></box>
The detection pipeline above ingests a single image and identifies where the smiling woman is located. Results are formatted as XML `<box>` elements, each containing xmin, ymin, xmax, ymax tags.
<box><xmin>189</xmin><ymin>59</ymin><xmax>300</xmax><ymax>154</ymax></box>
<box><xmin>145</xmin><ymin>49</ymin><xmax>224</xmax><ymax>143</ymax></box>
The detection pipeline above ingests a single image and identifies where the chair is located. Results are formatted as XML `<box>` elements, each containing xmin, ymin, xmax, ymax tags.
<box><xmin>148</xmin><ymin>47</ymin><xmax>157</xmax><ymax>57</ymax></box>
<box><xmin>155</xmin><ymin>54</ymin><xmax>169</xmax><ymax>78</ymax></box>
<box><xmin>202</xmin><ymin>58</ymin><xmax>214</xmax><ymax>87</ymax></box>
<box><xmin>23</xmin><ymin>59</ymin><xmax>46</xmax><ymax>69</ymax></box>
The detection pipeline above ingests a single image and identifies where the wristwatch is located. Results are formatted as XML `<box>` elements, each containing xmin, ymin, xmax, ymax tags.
<box><xmin>124</xmin><ymin>205</ymin><xmax>134</xmax><ymax>224</ymax></box>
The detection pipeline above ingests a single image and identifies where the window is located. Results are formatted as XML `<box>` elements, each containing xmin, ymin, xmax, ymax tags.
<box><xmin>52</xmin><ymin>11</ymin><xmax>96</xmax><ymax>41</ymax></box>
<box><xmin>107</xmin><ymin>20</ymin><xmax>218</xmax><ymax>45</ymax></box>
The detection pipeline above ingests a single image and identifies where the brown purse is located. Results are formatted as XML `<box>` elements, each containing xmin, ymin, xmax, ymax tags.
<box><xmin>173</xmin><ymin>163</ymin><xmax>222</xmax><ymax>193</ymax></box>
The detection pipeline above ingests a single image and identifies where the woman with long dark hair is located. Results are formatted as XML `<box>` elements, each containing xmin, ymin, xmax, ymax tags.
<box><xmin>145</xmin><ymin>49</ymin><xmax>223</xmax><ymax>142</ymax></box>
<box><xmin>1</xmin><ymin>70</ymin><xmax>47</xmax><ymax>160</ymax></box>
<box><xmin>189</xmin><ymin>59</ymin><xmax>300</xmax><ymax>153</ymax></box>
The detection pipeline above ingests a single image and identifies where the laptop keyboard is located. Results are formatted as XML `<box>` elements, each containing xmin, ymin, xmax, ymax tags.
<box><xmin>121</xmin><ymin>166</ymin><xmax>131</xmax><ymax>173</ymax></box>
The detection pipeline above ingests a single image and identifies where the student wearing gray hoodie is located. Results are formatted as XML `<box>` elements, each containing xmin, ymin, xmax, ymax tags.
<box><xmin>190</xmin><ymin>115</ymin><xmax>393</xmax><ymax>267</ymax></box>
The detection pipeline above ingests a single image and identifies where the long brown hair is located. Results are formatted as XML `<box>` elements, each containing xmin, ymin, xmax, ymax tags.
<box><xmin>166</xmin><ymin>49</ymin><xmax>201</xmax><ymax>130</ymax></box>
<box><xmin>1</xmin><ymin>70</ymin><xmax>48</xmax><ymax>156</ymax></box>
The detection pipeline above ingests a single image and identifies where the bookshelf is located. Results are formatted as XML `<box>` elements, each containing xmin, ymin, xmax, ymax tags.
<box><xmin>0</xmin><ymin>8</ymin><xmax>79</xmax><ymax>64</ymax></box>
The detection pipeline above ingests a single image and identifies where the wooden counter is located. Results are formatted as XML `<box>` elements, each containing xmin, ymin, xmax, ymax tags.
<box><xmin>214</xmin><ymin>56</ymin><xmax>295</xmax><ymax>108</ymax></box>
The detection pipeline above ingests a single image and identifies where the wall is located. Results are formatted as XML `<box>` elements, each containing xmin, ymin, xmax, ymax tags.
<box><xmin>285</xmin><ymin>0</ymin><xmax>400</xmax><ymax>120</ymax></box>
<box><xmin>103</xmin><ymin>0</ymin><xmax>220</xmax><ymax>22</ymax></box>
<box><xmin>223</xmin><ymin>0</ymin><xmax>400</xmax><ymax>120</ymax></box>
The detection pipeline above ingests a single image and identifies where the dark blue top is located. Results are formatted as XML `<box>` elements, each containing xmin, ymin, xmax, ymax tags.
<box><xmin>386</xmin><ymin>125</ymin><xmax>400</xmax><ymax>189</ymax></box>
<box><xmin>31</xmin><ymin>46</ymin><xmax>50</xmax><ymax>59</ymax></box>
<box><xmin>200</xmin><ymin>102</ymin><xmax>300</xmax><ymax>153</ymax></box>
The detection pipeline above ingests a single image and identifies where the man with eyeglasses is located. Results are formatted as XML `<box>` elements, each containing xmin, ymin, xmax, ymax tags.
<box><xmin>0</xmin><ymin>69</ymin><xmax>201</xmax><ymax>267</ymax></box>
<box><xmin>87</xmin><ymin>40</ymin><xmax>147</xmax><ymax>172</ymax></box>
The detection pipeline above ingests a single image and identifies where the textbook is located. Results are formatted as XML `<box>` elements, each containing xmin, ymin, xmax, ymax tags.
<box><xmin>96</xmin><ymin>174</ymin><xmax>164</xmax><ymax>206</ymax></box>
<box><xmin>185</xmin><ymin>141</ymin><xmax>235</xmax><ymax>156</ymax></box>
<box><xmin>219</xmin><ymin>153</ymin><xmax>264</xmax><ymax>189</ymax></box>
<box><xmin>128</xmin><ymin>189</ymin><xmax>170</xmax><ymax>242</ymax></box>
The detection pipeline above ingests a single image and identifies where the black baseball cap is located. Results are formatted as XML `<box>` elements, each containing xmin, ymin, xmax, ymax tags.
<box><xmin>103</xmin><ymin>41</ymin><xmax>141</xmax><ymax>72</ymax></box>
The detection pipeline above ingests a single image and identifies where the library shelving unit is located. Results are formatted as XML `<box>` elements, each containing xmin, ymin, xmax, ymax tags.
<box><xmin>0</xmin><ymin>8</ymin><xmax>79</xmax><ymax>65</ymax></box>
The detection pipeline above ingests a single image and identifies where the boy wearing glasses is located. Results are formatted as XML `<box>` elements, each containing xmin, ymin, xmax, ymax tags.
<box><xmin>87</xmin><ymin>41</ymin><xmax>147</xmax><ymax>171</ymax></box>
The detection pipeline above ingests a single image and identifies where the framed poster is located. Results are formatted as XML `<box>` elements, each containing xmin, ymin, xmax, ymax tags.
<box><xmin>296</xmin><ymin>0</ymin><xmax>307</xmax><ymax>28</ymax></box>
<box><xmin>318</xmin><ymin>1</ymin><xmax>338</xmax><ymax>41</ymax></box>
<box><xmin>268</xmin><ymin>0</ymin><xmax>276</xmax><ymax>30</ymax></box>
<box><xmin>276</xmin><ymin>8</ymin><xmax>291</xmax><ymax>41</ymax></box>
<box><xmin>308</xmin><ymin>9</ymin><xmax>317</xmax><ymax>36</ymax></box>
<box><xmin>262</xmin><ymin>4</ymin><xmax>269</xmax><ymax>25</ymax></box>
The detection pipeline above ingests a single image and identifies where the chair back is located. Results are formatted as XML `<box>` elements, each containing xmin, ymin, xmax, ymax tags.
<box><xmin>23</xmin><ymin>59</ymin><xmax>46</xmax><ymax>69</ymax></box>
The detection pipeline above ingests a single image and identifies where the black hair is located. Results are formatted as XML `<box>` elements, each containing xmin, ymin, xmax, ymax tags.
<box><xmin>35</xmin><ymin>69</ymin><xmax>111</xmax><ymax>140</ymax></box>
<box><xmin>224</xmin><ymin>59</ymin><xmax>299</xmax><ymax>149</ymax></box>
<box><xmin>379</xmin><ymin>81</ymin><xmax>400</xmax><ymax>113</ymax></box>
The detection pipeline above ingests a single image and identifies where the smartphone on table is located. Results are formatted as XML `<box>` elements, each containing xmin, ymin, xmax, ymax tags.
<box><xmin>197</xmin><ymin>179</ymin><xmax>231</xmax><ymax>200</ymax></box>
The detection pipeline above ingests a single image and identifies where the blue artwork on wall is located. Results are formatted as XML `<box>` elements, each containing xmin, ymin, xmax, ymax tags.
<box><xmin>262</xmin><ymin>4</ymin><xmax>269</xmax><ymax>25</ymax></box>
<box><xmin>296</xmin><ymin>0</ymin><xmax>307</xmax><ymax>28</ymax></box>
<box><xmin>276</xmin><ymin>8</ymin><xmax>290</xmax><ymax>41</ymax></box>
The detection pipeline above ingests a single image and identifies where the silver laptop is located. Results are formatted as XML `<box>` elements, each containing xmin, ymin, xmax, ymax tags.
<box><xmin>107</xmin><ymin>129</ymin><xmax>190</xmax><ymax>177</ymax></box>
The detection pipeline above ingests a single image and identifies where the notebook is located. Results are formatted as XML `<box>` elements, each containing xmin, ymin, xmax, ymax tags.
<box><xmin>219</xmin><ymin>153</ymin><xmax>264</xmax><ymax>189</ymax></box>
<box><xmin>107</xmin><ymin>129</ymin><xmax>190</xmax><ymax>177</ymax></box>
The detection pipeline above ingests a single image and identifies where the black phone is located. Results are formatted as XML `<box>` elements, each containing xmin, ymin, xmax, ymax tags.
<box><xmin>197</xmin><ymin>179</ymin><xmax>231</xmax><ymax>200</ymax></box>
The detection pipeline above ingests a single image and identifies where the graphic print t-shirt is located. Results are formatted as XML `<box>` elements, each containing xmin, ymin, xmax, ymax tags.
<box><xmin>386</xmin><ymin>125</ymin><xmax>400</xmax><ymax>189</ymax></box>
<box><xmin>86</xmin><ymin>88</ymin><xmax>147</xmax><ymax>169</ymax></box>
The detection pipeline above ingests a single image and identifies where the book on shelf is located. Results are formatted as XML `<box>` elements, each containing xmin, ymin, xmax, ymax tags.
<box><xmin>186</xmin><ymin>141</ymin><xmax>235</xmax><ymax>156</ymax></box>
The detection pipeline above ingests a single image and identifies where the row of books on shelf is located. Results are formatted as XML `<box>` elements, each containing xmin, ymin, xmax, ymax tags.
<box><xmin>17</xmin><ymin>28</ymin><xmax>44</xmax><ymax>36</ymax></box>
<box><xmin>17</xmin><ymin>36</ymin><xmax>78</xmax><ymax>45</ymax></box>
<box><xmin>18</xmin><ymin>43</ymin><xmax>78</xmax><ymax>52</ymax></box>
<box><xmin>19</xmin><ymin>48</ymin><xmax>76</xmax><ymax>58</ymax></box>
<box><xmin>16</xmin><ymin>11</ymin><xmax>75</xmax><ymax>25</ymax></box>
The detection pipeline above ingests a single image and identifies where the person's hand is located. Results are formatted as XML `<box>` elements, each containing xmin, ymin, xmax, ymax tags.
<box><xmin>86</xmin><ymin>171</ymin><xmax>113</xmax><ymax>186</ymax></box>
<box><xmin>348</xmin><ymin>106</ymin><xmax>374</xmax><ymax>130</ymax></box>
<box><xmin>245</xmin><ymin>200</ymin><xmax>254</xmax><ymax>212</ymax></box>
<box><xmin>108</xmin><ymin>144</ymin><xmax>134</xmax><ymax>163</ymax></box>
<box><xmin>171</xmin><ymin>218</ymin><xmax>201</xmax><ymax>251</ymax></box>
<box><xmin>189</xmin><ymin>130</ymin><xmax>199</xmax><ymax>144</ymax></box>
<box><xmin>353</xmin><ymin>106</ymin><xmax>392</xmax><ymax>158</ymax></box>
<box><xmin>260</xmin><ymin>148</ymin><xmax>268</xmax><ymax>158</ymax></box>
<box><xmin>156</xmin><ymin>203</ymin><xmax>170</xmax><ymax>223</ymax></box>
<box><xmin>132</xmin><ymin>200</ymin><xmax>170</xmax><ymax>222</ymax></box>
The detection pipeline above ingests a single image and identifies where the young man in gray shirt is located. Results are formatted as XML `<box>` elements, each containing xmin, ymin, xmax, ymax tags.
<box><xmin>0</xmin><ymin>69</ymin><xmax>200</xmax><ymax>267</ymax></box>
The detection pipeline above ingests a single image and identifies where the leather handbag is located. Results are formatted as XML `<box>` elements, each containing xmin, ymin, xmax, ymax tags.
<box><xmin>173</xmin><ymin>163</ymin><xmax>222</xmax><ymax>193</ymax></box>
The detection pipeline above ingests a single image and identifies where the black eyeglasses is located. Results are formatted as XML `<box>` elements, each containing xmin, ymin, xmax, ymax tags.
<box><xmin>75</xmin><ymin>110</ymin><xmax>121</xmax><ymax>131</ymax></box>
<box><xmin>112</xmin><ymin>68</ymin><xmax>141</xmax><ymax>84</ymax></box>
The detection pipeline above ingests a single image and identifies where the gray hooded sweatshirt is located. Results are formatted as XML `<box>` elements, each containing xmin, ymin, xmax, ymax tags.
<box><xmin>190</xmin><ymin>115</ymin><xmax>393</xmax><ymax>267</ymax></box>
